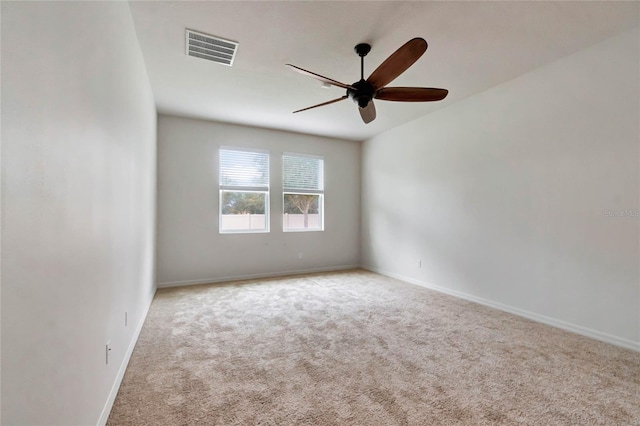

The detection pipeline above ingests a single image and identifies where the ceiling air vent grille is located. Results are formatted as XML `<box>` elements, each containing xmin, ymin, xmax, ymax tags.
<box><xmin>186</xmin><ymin>29</ymin><xmax>238</xmax><ymax>66</ymax></box>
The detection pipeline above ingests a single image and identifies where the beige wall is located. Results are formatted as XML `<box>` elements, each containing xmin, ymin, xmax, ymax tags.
<box><xmin>361</xmin><ymin>28</ymin><xmax>640</xmax><ymax>350</ymax></box>
<box><xmin>1</xmin><ymin>2</ymin><xmax>157</xmax><ymax>424</ymax></box>
<box><xmin>156</xmin><ymin>115</ymin><xmax>361</xmax><ymax>287</ymax></box>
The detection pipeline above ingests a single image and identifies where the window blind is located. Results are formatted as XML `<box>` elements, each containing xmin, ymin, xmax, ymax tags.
<box><xmin>283</xmin><ymin>154</ymin><xmax>324</xmax><ymax>193</ymax></box>
<box><xmin>220</xmin><ymin>148</ymin><xmax>269</xmax><ymax>190</ymax></box>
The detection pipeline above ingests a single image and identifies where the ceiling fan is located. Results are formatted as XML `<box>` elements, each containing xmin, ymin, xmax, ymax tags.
<box><xmin>286</xmin><ymin>38</ymin><xmax>448</xmax><ymax>124</ymax></box>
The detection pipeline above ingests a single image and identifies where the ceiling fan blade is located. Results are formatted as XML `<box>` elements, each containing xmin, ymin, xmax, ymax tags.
<box><xmin>367</xmin><ymin>38</ymin><xmax>428</xmax><ymax>90</ymax></box>
<box><xmin>286</xmin><ymin>64</ymin><xmax>354</xmax><ymax>90</ymax></box>
<box><xmin>376</xmin><ymin>87</ymin><xmax>448</xmax><ymax>102</ymax></box>
<box><xmin>359</xmin><ymin>100</ymin><xmax>376</xmax><ymax>124</ymax></box>
<box><xmin>293</xmin><ymin>96</ymin><xmax>348</xmax><ymax>113</ymax></box>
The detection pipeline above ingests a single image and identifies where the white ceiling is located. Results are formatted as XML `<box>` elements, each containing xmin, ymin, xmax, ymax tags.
<box><xmin>129</xmin><ymin>1</ymin><xmax>639</xmax><ymax>141</ymax></box>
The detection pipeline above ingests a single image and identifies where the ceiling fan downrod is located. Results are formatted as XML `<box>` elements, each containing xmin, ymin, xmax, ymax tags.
<box><xmin>354</xmin><ymin>43</ymin><xmax>370</xmax><ymax>79</ymax></box>
<box><xmin>349</xmin><ymin>43</ymin><xmax>374</xmax><ymax>108</ymax></box>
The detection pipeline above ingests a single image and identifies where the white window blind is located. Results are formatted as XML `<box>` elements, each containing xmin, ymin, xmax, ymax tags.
<box><xmin>283</xmin><ymin>154</ymin><xmax>324</xmax><ymax>193</ymax></box>
<box><xmin>220</xmin><ymin>148</ymin><xmax>269</xmax><ymax>190</ymax></box>
<box><xmin>219</xmin><ymin>147</ymin><xmax>270</xmax><ymax>233</ymax></box>
<box><xmin>283</xmin><ymin>153</ymin><xmax>324</xmax><ymax>231</ymax></box>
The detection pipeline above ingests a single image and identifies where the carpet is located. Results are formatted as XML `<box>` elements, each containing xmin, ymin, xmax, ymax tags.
<box><xmin>107</xmin><ymin>269</ymin><xmax>640</xmax><ymax>425</ymax></box>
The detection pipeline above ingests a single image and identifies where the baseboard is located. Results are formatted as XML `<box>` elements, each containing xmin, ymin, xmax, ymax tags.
<box><xmin>157</xmin><ymin>264</ymin><xmax>360</xmax><ymax>288</ymax></box>
<box><xmin>362</xmin><ymin>265</ymin><xmax>640</xmax><ymax>353</ymax></box>
<box><xmin>97</xmin><ymin>288</ymin><xmax>157</xmax><ymax>426</ymax></box>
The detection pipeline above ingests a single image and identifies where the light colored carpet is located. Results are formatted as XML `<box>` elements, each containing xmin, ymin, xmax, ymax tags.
<box><xmin>108</xmin><ymin>269</ymin><xmax>640</xmax><ymax>425</ymax></box>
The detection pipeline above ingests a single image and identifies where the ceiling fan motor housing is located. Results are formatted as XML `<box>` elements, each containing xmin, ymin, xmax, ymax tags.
<box><xmin>347</xmin><ymin>79</ymin><xmax>375</xmax><ymax>108</ymax></box>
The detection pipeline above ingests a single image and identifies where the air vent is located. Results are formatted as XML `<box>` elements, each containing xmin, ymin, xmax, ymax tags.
<box><xmin>185</xmin><ymin>29</ymin><xmax>238</xmax><ymax>66</ymax></box>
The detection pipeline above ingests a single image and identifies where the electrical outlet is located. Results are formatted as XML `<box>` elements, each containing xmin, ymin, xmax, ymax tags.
<box><xmin>125</xmin><ymin>311</ymin><xmax>128</xmax><ymax>327</ymax></box>
<box><xmin>298</xmin><ymin>252</ymin><xmax>303</xmax><ymax>259</ymax></box>
<box><xmin>106</xmin><ymin>341</ymin><xmax>112</xmax><ymax>365</ymax></box>
<box><xmin>417</xmin><ymin>259</ymin><xmax>422</xmax><ymax>268</ymax></box>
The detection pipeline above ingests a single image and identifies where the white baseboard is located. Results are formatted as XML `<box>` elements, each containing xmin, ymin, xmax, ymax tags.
<box><xmin>362</xmin><ymin>265</ymin><xmax>640</xmax><ymax>353</ymax></box>
<box><xmin>157</xmin><ymin>264</ymin><xmax>360</xmax><ymax>288</ymax></box>
<box><xmin>97</xmin><ymin>288</ymin><xmax>157</xmax><ymax>426</ymax></box>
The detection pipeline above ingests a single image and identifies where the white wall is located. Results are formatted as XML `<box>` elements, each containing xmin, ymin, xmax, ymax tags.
<box><xmin>157</xmin><ymin>115</ymin><xmax>360</xmax><ymax>286</ymax></box>
<box><xmin>362</xmin><ymin>28</ymin><xmax>640</xmax><ymax>350</ymax></box>
<box><xmin>1</xmin><ymin>2</ymin><xmax>157</xmax><ymax>424</ymax></box>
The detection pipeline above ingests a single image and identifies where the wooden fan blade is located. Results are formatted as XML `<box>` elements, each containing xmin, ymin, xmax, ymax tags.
<box><xmin>367</xmin><ymin>38</ymin><xmax>427</xmax><ymax>90</ymax></box>
<box><xmin>293</xmin><ymin>96</ymin><xmax>348</xmax><ymax>113</ymax></box>
<box><xmin>286</xmin><ymin>64</ymin><xmax>354</xmax><ymax>90</ymax></box>
<box><xmin>359</xmin><ymin>100</ymin><xmax>376</xmax><ymax>124</ymax></box>
<box><xmin>376</xmin><ymin>87</ymin><xmax>448</xmax><ymax>102</ymax></box>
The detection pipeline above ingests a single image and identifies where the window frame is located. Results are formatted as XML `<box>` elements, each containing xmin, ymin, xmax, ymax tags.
<box><xmin>282</xmin><ymin>152</ymin><xmax>324</xmax><ymax>232</ymax></box>
<box><xmin>219</xmin><ymin>146</ymin><xmax>270</xmax><ymax>234</ymax></box>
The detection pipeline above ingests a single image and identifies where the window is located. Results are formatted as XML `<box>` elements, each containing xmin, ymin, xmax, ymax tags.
<box><xmin>283</xmin><ymin>153</ymin><xmax>324</xmax><ymax>231</ymax></box>
<box><xmin>219</xmin><ymin>147</ymin><xmax>269</xmax><ymax>233</ymax></box>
